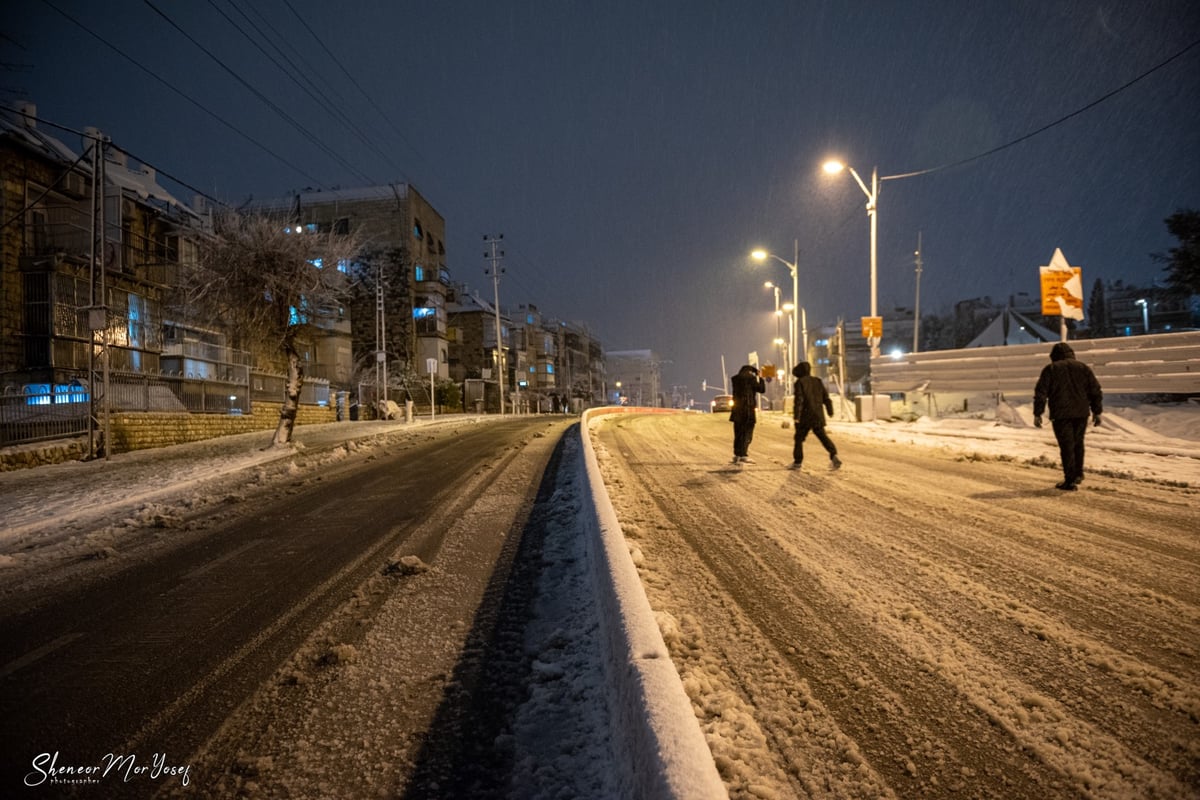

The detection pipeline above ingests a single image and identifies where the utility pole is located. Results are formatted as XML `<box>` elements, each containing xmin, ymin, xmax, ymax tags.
<box><xmin>913</xmin><ymin>231</ymin><xmax>923</xmax><ymax>353</ymax></box>
<box><xmin>484</xmin><ymin>234</ymin><xmax>506</xmax><ymax>415</ymax></box>
<box><xmin>376</xmin><ymin>263</ymin><xmax>387</xmax><ymax>408</ymax></box>
<box><xmin>87</xmin><ymin>130</ymin><xmax>110</xmax><ymax>461</ymax></box>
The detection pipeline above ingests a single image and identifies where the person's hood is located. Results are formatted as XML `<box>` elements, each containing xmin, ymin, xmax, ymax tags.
<box><xmin>1049</xmin><ymin>342</ymin><xmax>1075</xmax><ymax>362</ymax></box>
<box><xmin>738</xmin><ymin>365</ymin><xmax>756</xmax><ymax>375</ymax></box>
<box><xmin>792</xmin><ymin>361</ymin><xmax>812</xmax><ymax>378</ymax></box>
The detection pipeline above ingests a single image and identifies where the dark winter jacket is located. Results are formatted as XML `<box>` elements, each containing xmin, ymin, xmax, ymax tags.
<box><xmin>1033</xmin><ymin>342</ymin><xmax>1103</xmax><ymax>420</ymax></box>
<box><xmin>792</xmin><ymin>362</ymin><xmax>833</xmax><ymax>425</ymax></box>
<box><xmin>729</xmin><ymin>365</ymin><xmax>765</xmax><ymax>422</ymax></box>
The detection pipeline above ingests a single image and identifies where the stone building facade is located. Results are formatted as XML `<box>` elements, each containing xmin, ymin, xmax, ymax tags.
<box><xmin>1</xmin><ymin>104</ymin><xmax>210</xmax><ymax>395</ymax></box>
<box><xmin>251</xmin><ymin>185</ymin><xmax>450</xmax><ymax>398</ymax></box>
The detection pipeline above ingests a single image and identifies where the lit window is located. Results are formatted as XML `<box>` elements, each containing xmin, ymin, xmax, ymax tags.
<box><xmin>413</xmin><ymin>307</ymin><xmax>435</xmax><ymax>319</ymax></box>
<box><xmin>336</xmin><ymin>259</ymin><xmax>349</xmax><ymax>273</ymax></box>
<box><xmin>309</xmin><ymin>258</ymin><xmax>323</xmax><ymax>269</ymax></box>
<box><xmin>414</xmin><ymin>265</ymin><xmax>424</xmax><ymax>282</ymax></box>
<box><xmin>304</xmin><ymin>223</ymin><xmax>319</xmax><ymax>233</ymax></box>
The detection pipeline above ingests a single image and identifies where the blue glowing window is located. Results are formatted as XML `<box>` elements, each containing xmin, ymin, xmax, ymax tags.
<box><xmin>414</xmin><ymin>265</ymin><xmax>425</xmax><ymax>282</ymax></box>
<box><xmin>413</xmin><ymin>307</ymin><xmax>435</xmax><ymax>319</ymax></box>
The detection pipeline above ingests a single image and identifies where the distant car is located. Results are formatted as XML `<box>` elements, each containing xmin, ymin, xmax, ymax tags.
<box><xmin>710</xmin><ymin>394</ymin><xmax>734</xmax><ymax>413</ymax></box>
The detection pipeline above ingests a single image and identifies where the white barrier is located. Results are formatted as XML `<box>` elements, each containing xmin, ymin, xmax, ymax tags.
<box><xmin>578</xmin><ymin>406</ymin><xmax>727</xmax><ymax>799</ymax></box>
<box><xmin>872</xmin><ymin>331</ymin><xmax>1200</xmax><ymax>398</ymax></box>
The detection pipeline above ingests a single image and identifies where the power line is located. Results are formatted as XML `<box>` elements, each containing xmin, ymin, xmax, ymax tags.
<box><xmin>142</xmin><ymin>0</ymin><xmax>375</xmax><ymax>186</ymax></box>
<box><xmin>0</xmin><ymin>137</ymin><xmax>91</xmax><ymax>231</ymax></box>
<box><xmin>884</xmin><ymin>37</ymin><xmax>1200</xmax><ymax>182</ymax></box>
<box><xmin>279</xmin><ymin>0</ymin><xmax>432</xmax><ymax>176</ymax></box>
<box><xmin>3</xmin><ymin>105</ymin><xmax>229</xmax><ymax>211</ymax></box>
<box><xmin>39</xmin><ymin>0</ymin><xmax>325</xmax><ymax>188</ymax></box>
<box><xmin>205</xmin><ymin>0</ymin><xmax>410</xmax><ymax>179</ymax></box>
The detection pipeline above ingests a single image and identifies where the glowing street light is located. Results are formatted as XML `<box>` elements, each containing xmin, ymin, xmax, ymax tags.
<box><xmin>823</xmin><ymin>159</ymin><xmax>881</xmax><ymax>357</ymax></box>
<box><xmin>751</xmin><ymin>239</ymin><xmax>806</xmax><ymax>364</ymax></box>
<box><xmin>764</xmin><ymin>281</ymin><xmax>783</xmax><ymax>385</ymax></box>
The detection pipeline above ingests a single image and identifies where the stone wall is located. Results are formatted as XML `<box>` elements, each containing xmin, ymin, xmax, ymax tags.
<box><xmin>0</xmin><ymin>403</ymin><xmax>336</xmax><ymax>471</ymax></box>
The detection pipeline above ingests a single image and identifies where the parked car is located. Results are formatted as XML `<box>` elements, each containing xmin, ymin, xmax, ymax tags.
<box><xmin>710</xmin><ymin>394</ymin><xmax>734</xmax><ymax>413</ymax></box>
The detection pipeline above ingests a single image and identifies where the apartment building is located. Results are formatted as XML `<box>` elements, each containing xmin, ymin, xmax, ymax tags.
<box><xmin>251</xmin><ymin>184</ymin><xmax>449</xmax><ymax>392</ymax></box>
<box><xmin>1</xmin><ymin>104</ymin><xmax>211</xmax><ymax>399</ymax></box>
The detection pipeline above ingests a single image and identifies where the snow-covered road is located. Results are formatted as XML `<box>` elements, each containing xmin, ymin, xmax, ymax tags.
<box><xmin>592</xmin><ymin>410</ymin><xmax>1199</xmax><ymax>799</ymax></box>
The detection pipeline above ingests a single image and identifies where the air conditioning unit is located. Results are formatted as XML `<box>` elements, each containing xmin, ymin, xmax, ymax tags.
<box><xmin>60</xmin><ymin>171</ymin><xmax>88</xmax><ymax>198</ymax></box>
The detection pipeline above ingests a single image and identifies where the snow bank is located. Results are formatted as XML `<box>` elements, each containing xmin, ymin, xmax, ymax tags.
<box><xmin>579</xmin><ymin>407</ymin><xmax>726</xmax><ymax>799</ymax></box>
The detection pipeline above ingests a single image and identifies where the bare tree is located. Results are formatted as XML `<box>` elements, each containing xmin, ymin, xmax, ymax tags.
<box><xmin>184</xmin><ymin>211</ymin><xmax>361</xmax><ymax>446</ymax></box>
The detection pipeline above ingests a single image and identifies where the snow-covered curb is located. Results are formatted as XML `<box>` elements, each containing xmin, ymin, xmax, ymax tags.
<box><xmin>578</xmin><ymin>407</ymin><xmax>726</xmax><ymax>799</ymax></box>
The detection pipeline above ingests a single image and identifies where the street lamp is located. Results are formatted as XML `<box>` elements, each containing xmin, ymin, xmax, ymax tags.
<box><xmin>751</xmin><ymin>239</ymin><xmax>806</xmax><ymax>364</ymax></box>
<box><xmin>1135</xmin><ymin>298</ymin><xmax>1150</xmax><ymax>333</ymax></box>
<box><xmin>782</xmin><ymin>302</ymin><xmax>796</xmax><ymax>379</ymax></box>
<box><xmin>823</xmin><ymin>159</ymin><xmax>880</xmax><ymax>357</ymax></box>
<box><xmin>764</xmin><ymin>281</ymin><xmax>783</xmax><ymax>383</ymax></box>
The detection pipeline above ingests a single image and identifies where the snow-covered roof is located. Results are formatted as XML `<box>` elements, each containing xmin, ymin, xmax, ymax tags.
<box><xmin>2</xmin><ymin>104</ymin><xmax>203</xmax><ymax>222</ymax></box>
<box><xmin>966</xmin><ymin>307</ymin><xmax>1057</xmax><ymax>347</ymax></box>
<box><xmin>447</xmin><ymin>287</ymin><xmax>504</xmax><ymax>317</ymax></box>
<box><xmin>249</xmin><ymin>184</ymin><xmax>410</xmax><ymax>213</ymax></box>
<box><xmin>0</xmin><ymin>104</ymin><xmax>82</xmax><ymax>164</ymax></box>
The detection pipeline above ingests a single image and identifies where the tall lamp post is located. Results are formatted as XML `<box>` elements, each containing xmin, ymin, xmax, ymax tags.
<box><xmin>751</xmin><ymin>239</ymin><xmax>805</xmax><ymax>365</ymax></box>
<box><xmin>782</xmin><ymin>302</ymin><xmax>796</xmax><ymax>377</ymax></box>
<box><xmin>765</xmin><ymin>281</ymin><xmax>784</xmax><ymax>387</ymax></box>
<box><xmin>822</xmin><ymin>160</ymin><xmax>880</xmax><ymax>358</ymax></box>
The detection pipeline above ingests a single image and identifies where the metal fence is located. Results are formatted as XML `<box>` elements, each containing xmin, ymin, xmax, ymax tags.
<box><xmin>1</xmin><ymin>370</ymin><xmax>332</xmax><ymax>447</ymax></box>
<box><xmin>0</xmin><ymin>383</ymin><xmax>90</xmax><ymax>446</ymax></box>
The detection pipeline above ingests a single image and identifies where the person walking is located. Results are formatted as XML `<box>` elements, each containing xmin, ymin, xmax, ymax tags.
<box><xmin>790</xmin><ymin>361</ymin><xmax>841</xmax><ymax>471</ymax></box>
<box><xmin>1033</xmin><ymin>342</ymin><xmax>1103</xmax><ymax>491</ymax></box>
<box><xmin>729</xmin><ymin>364</ymin><xmax>766</xmax><ymax>464</ymax></box>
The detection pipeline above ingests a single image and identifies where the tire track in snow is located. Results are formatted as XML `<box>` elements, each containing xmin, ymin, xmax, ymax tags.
<box><xmin>596</xmin><ymin>413</ymin><xmax>1199</xmax><ymax>799</ymax></box>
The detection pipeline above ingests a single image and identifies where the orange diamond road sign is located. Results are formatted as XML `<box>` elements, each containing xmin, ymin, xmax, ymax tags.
<box><xmin>861</xmin><ymin>316</ymin><xmax>882</xmax><ymax>338</ymax></box>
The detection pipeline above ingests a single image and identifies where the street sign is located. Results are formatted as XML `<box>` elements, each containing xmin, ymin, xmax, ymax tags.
<box><xmin>861</xmin><ymin>316</ymin><xmax>882</xmax><ymax>338</ymax></box>
<box><xmin>1039</xmin><ymin>248</ymin><xmax>1084</xmax><ymax>319</ymax></box>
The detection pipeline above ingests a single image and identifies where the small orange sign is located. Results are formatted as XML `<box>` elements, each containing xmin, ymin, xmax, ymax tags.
<box><xmin>1039</xmin><ymin>267</ymin><xmax>1083</xmax><ymax>316</ymax></box>
<box><xmin>861</xmin><ymin>316</ymin><xmax>883</xmax><ymax>338</ymax></box>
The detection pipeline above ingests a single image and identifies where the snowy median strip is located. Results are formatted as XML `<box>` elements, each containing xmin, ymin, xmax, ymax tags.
<box><xmin>579</xmin><ymin>407</ymin><xmax>727</xmax><ymax>799</ymax></box>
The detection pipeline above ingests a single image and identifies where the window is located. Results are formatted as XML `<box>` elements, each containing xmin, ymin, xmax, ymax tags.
<box><xmin>413</xmin><ymin>218</ymin><xmax>423</xmax><ymax>239</ymax></box>
<box><xmin>334</xmin><ymin>217</ymin><xmax>349</xmax><ymax>235</ymax></box>
<box><xmin>414</xmin><ymin>264</ymin><xmax>425</xmax><ymax>282</ymax></box>
<box><xmin>309</xmin><ymin>258</ymin><xmax>324</xmax><ymax>269</ymax></box>
<box><xmin>304</xmin><ymin>223</ymin><xmax>319</xmax><ymax>233</ymax></box>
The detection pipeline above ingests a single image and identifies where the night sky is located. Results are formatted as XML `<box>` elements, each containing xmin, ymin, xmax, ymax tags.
<box><xmin>6</xmin><ymin>1</ymin><xmax>1199</xmax><ymax>394</ymax></box>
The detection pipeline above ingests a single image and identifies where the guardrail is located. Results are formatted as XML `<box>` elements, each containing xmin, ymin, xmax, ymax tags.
<box><xmin>871</xmin><ymin>331</ymin><xmax>1200</xmax><ymax>398</ymax></box>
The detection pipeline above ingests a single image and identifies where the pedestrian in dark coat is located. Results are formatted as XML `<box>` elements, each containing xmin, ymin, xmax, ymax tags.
<box><xmin>1033</xmin><ymin>342</ymin><xmax>1103</xmax><ymax>490</ymax></box>
<box><xmin>729</xmin><ymin>364</ymin><xmax>766</xmax><ymax>463</ymax></box>
<box><xmin>790</xmin><ymin>361</ymin><xmax>841</xmax><ymax>470</ymax></box>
